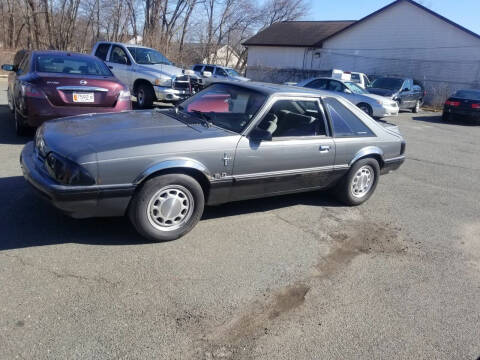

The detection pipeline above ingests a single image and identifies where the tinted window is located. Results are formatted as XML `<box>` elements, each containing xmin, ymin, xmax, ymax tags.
<box><xmin>328</xmin><ymin>80</ymin><xmax>345</xmax><ymax>92</ymax></box>
<box><xmin>204</xmin><ymin>65</ymin><xmax>214</xmax><ymax>73</ymax></box>
<box><xmin>215</xmin><ymin>68</ymin><xmax>228</xmax><ymax>77</ymax></box>
<box><xmin>95</xmin><ymin>43</ymin><xmax>110</xmax><ymax>61</ymax></box>
<box><xmin>324</xmin><ymin>97</ymin><xmax>374</xmax><ymax>137</ymax></box>
<box><xmin>18</xmin><ymin>55</ymin><xmax>30</xmax><ymax>74</ymax></box>
<box><xmin>127</xmin><ymin>47</ymin><xmax>171</xmax><ymax>65</ymax></box>
<box><xmin>179</xmin><ymin>83</ymin><xmax>266</xmax><ymax>133</ymax></box>
<box><xmin>36</xmin><ymin>55</ymin><xmax>112</xmax><ymax>76</ymax></box>
<box><xmin>110</xmin><ymin>46</ymin><xmax>130</xmax><ymax>65</ymax></box>
<box><xmin>305</xmin><ymin>79</ymin><xmax>328</xmax><ymax>90</ymax></box>
<box><xmin>453</xmin><ymin>90</ymin><xmax>480</xmax><ymax>100</ymax></box>
<box><xmin>258</xmin><ymin>99</ymin><xmax>326</xmax><ymax>138</ymax></box>
<box><xmin>371</xmin><ymin>78</ymin><xmax>403</xmax><ymax>91</ymax></box>
<box><xmin>193</xmin><ymin>65</ymin><xmax>203</xmax><ymax>72</ymax></box>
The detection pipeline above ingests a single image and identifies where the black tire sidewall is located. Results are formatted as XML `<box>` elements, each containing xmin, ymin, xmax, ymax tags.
<box><xmin>136</xmin><ymin>84</ymin><xmax>154</xmax><ymax>109</ymax></box>
<box><xmin>358</xmin><ymin>103</ymin><xmax>372</xmax><ymax>117</ymax></box>
<box><xmin>337</xmin><ymin>158</ymin><xmax>380</xmax><ymax>206</ymax></box>
<box><xmin>129</xmin><ymin>174</ymin><xmax>205</xmax><ymax>241</ymax></box>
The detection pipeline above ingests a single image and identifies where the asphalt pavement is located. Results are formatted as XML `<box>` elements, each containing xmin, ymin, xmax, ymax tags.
<box><xmin>0</xmin><ymin>78</ymin><xmax>479</xmax><ymax>359</ymax></box>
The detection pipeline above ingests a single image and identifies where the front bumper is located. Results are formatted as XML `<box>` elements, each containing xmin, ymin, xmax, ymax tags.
<box><xmin>372</xmin><ymin>103</ymin><xmax>399</xmax><ymax>118</ymax></box>
<box><xmin>20</xmin><ymin>142</ymin><xmax>134</xmax><ymax>218</ymax></box>
<box><xmin>154</xmin><ymin>86</ymin><xmax>191</xmax><ymax>102</ymax></box>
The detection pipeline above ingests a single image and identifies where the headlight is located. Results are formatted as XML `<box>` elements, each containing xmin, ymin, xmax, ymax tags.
<box><xmin>45</xmin><ymin>152</ymin><xmax>95</xmax><ymax>186</ymax></box>
<box><xmin>119</xmin><ymin>89</ymin><xmax>131</xmax><ymax>99</ymax></box>
<box><xmin>154</xmin><ymin>77</ymin><xmax>172</xmax><ymax>87</ymax></box>
<box><xmin>35</xmin><ymin>127</ymin><xmax>46</xmax><ymax>157</ymax></box>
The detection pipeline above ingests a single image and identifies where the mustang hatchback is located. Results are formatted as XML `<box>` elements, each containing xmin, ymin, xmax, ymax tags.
<box><xmin>21</xmin><ymin>82</ymin><xmax>405</xmax><ymax>241</ymax></box>
<box><xmin>2</xmin><ymin>50</ymin><xmax>131</xmax><ymax>135</ymax></box>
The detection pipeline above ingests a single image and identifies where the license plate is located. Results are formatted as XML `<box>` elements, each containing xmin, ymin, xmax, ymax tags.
<box><xmin>73</xmin><ymin>92</ymin><xmax>94</xmax><ymax>103</ymax></box>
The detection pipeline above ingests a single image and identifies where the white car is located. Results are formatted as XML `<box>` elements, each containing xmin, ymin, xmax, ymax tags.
<box><xmin>297</xmin><ymin>77</ymin><xmax>398</xmax><ymax>118</ymax></box>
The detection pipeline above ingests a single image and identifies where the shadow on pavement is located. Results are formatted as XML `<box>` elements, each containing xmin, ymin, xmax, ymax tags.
<box><xmin>0</xmin><ymin>105</ymin><xmax>32</xmax><ymax>145</ymax></box>
<box><xmin>0</xmin><ymin>175</ymin><xmax>341</xmax><ymax>251</ymax></box>
<box><xmin>413</xmin><ymin>114</ymin><xmax>479</xmax><ymax>126</ymax></box>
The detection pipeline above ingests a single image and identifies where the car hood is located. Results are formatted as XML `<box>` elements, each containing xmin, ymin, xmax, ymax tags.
<box><xmin>362</xmin><ymin>93</ymin><xmax>396</xmax><ymax>103</ymax></box>
<box><xmin>42</xmin><ymin>110</ymin><xmax>232</xmax><ymax>162</ymax></box>
<box><xmin>136</xmin><ymin>63</ymin><xmax>184</xmax><ymax>77</ymax></box>
<box><xmin>231</xmin><ymin>75</ymin><xmax>250</xmax><ymax>82</ymax></box>
<box><xmin>367</xmin><ymin>88</ymin><xmax>397</xmax><ymax>97</ymax></box>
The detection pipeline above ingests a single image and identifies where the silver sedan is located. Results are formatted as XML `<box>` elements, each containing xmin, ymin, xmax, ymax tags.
<box><xmin>297</xmin><ymin>77</ymin><xmax>399</xmax><ymax>118</ymax></box>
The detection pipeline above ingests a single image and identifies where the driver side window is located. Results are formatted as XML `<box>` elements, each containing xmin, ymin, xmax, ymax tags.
<box><xmin>257</xmin><ymin>99</ymin><xmax>327</xmax><ymax>138</ymax></box>
<box><xmin>328</xmin><ymin>80</ymin><xmax>345</xmax><ymax>92</ymax></box>
<box><xmin>110</xmin><ymin>46</ymin><xmax>130</xmax><ymax>65</ymax></box>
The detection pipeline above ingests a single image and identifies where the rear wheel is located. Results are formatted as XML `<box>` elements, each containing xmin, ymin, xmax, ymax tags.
<box><xmin>442</xmin><ymin>112</ymin><xmax>451</xmax><ymax>122</ymax></box>
<box><xmin>357</xmin><ymin>103</ymin><xmax>373</xmax><ymax>117</ymax></box>
<box><xmin>135</xmin><ymin>83</ymin><xmax>154</xmax><ymax>109</ymax></box>
<box><xmin>334</xmin><ymin>158</ymin><xmax>380</xmax><ymax>206</ymax></box>
<box><xmin>129</xmin><ymin>174</ymin><xmax>205</xmax><ymax>241</ymax></box>
<box><xmin>14</xmin><ymin>109</ymin><xmax>28</xmax><ymax>136</ymax></box>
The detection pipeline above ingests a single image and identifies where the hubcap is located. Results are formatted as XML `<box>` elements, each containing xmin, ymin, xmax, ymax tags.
<box><xmin>137</xmin><ymin>90</ymin><xmax>144</xmax><ymax>106</ymax></box>
<box><xmin>351</xmin><ymin>165</ymin><xmax>374</xmax><ymax>198</ymax></box>
<box><xmin>147</xmin><ymin>185</ymin><xmax>194</xmax><ymax>231</ymax></box>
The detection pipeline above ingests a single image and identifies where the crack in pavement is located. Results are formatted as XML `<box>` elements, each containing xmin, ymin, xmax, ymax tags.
<box><xmin>0</xmin><ymin>252</ymin><xmax>120</xmax><ymax>287</ymax></box>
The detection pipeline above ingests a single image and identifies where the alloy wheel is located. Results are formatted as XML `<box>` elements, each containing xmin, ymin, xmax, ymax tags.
<box><xmin>350</xmin><ymin>165</ymin><xmax>374</xmax><ymax>198</ymax></box>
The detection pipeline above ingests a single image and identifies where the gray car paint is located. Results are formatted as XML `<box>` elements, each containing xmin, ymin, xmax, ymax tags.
<box><xmin>21</xmin><ymin>81</ymin><xmax>405</xmax><ymax>218</ymax></box>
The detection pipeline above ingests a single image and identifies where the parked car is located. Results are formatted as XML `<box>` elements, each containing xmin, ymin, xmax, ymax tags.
<box><xmin>368</xmin><ymin>77</ymin><xmax>424</xmax><ymax>112</ymax></box>
<box><xmin>297</xmin><ymin>77</ymin><xmax>399</xmax><ymax>118</ymax></box>
<box><xmin>20</xmin><ymin>81</ymin><xmax>405</xmax><ymax>241</ymax></box>
<box><xmin>1</xmin><ymin>50</ymin><xmax>132</xmax><ymax>135</ymax></box>
<box><xmin>192</xmin><ymin>64</ymin><xmax>249</xmax><ymax>86</ymax></box>
<box><xmin>331</xmin><ymin>70</ymin><xmax>371</xmax><ymax>89</ymax></box>
<box><xmin>92</xmin><ymin>42</ymin><xmax>202</xmax><ymax>108</ymax></box>
<box><xmin>442</xmin><ymin>89</ymin><xmax>480</xmax><ymax>124</ymax></box>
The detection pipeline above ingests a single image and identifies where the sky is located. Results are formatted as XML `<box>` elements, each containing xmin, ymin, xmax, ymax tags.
<box><xmin>304</xmin><ymin>0</ymin><xmax>480</xmax><ymax>36</ymax></box>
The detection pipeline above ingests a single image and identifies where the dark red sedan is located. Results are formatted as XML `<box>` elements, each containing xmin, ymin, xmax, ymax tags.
<box><xmin>2</xmin><ymin>50</ymin><xmax>132</xmax><ymax>135</ymax></box>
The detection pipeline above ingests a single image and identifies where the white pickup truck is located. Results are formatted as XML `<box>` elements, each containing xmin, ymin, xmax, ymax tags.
<box><xmin>92</xmin><ymin>42</ymin><xmax>202</xmax><ymax>108</ymax></box>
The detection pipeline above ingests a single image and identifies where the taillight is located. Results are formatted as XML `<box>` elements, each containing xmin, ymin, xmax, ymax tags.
<box><xmin>445</xmin><ymin>100</ymin><xmax>460</xmax><ymax>107</ymax></box>
<box><xmin>22</xmin><ymin>83</ymin><xmax>45</xmax><ymax>98</ymax></box>
<box><xmin>472</xmin><ymin>103</ymin><xmax>480</xmax><ymax>109</ymax></box>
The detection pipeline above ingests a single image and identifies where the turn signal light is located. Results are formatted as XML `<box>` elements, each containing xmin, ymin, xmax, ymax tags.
<box><xmin>445</xmin><ymin>100</ymin><xmax>460</xmax><ymax>107</ymax></box>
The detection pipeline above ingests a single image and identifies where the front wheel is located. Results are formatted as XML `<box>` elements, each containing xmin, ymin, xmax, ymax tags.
<box><xmin>357</xmin><ymin>103</ymin><xmax>373</xmax><ymax>117</ymax></box>
<box><xmin>129</xmin><ymin>174</ymin><xmax>205</xmax><ymax>241</ymax></box>
<box><xmin>135</xmin><ymin>83</ymin><xmax>154</xmax><ymax>109</ymax></box>
<box><xmin>412</xmin><ymin>100</ymin><xmax>420</xmax><ymax>113</ymax></box>
<box><xmin>14</xmin><ymin>109</ymin><xmax>28</xmax><ymax>136</ymax></box>
<box><xmin>334</xmin><ymin>158</ymin><xmax>380</xmax><ymax>206</ymax></box>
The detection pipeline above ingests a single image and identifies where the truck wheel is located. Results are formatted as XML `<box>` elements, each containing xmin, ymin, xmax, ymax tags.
<box><xmin>135</xmin><ymin>83</ymin><xmax>154</xmax><ymax>109</ymax></box>
<box><xmin>412</xmin><ymin>100</ymin><xmax>420</xmax><ymax>113</ymax></box>
<box><xmin>357</xmin><ymin>103</ymin><xmax>373</xmax><ymax>117</ymax></box>
<box><xmin>129</xmin><ymin>174</ymin><xmax>205</xmax><ymax>241</ymax></box>
<box><xmin>14</xmin><ymin>109</ymin><xmax>28</xmax><ymax>136</ymax></box>
<box><xmin>334</xmin><ymin>158</ymin><xmax>380</xmax><ymax>206</ymax></box>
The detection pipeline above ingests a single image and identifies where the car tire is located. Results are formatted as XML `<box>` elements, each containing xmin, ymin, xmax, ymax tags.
<box><xmin>412</xmin><ymin>100</ymin><xmax>420</xmax><ymax>113</ymax></box>
<box><xmin>357</xmin><ymin>103</ymin><xmax>373</xmax><ymax>117</ymax></box>
<box><xmin>14</xmin><ymin>109</ymin><xmax>28</xmax><ymax>136</ymax></box>
<box><xmin>442</xmin><ymin>113</ymin><xmax>451</xmax><ymax>122</ymax></box>
<box><xmin>129</xmin><ymin>174</ymin><xmax>205</xmax><ymax>241</ymax></box>
<box><xmin>334</xmin><ymin>158</ymin><xmax>380</xmax><ymax>206</ymax></box>
<box><xmin>135</xmin><ymin>83</ymin><xmax>154</xmax><ymax>109</ymax></box>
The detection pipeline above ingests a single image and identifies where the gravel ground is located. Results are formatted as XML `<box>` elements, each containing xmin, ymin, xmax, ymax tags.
<box><xmin>0</xmin><ymin>78</ymin><xmax>479</xmax><ymax>359</ymax></box>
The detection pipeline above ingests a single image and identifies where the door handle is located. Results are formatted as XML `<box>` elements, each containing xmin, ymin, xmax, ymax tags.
<box><xmin>319</xmin><ymin>145</ymin><xmax>330</xmax><ymax>153</ymax></box>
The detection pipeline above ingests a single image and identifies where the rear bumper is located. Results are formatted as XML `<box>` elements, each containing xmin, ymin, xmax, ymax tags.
<box><xmin>23</xmin><ymin>97</ymin><xmax>132</xmax><ymax>127</ymax></box>
<box><xmin>381</xmin><ymin>156</ymin><xmax>405</xmax><ymax>175</ymax></box>
<box><xmin>20</xmin><ymin>142</ymin><xmax>134</xmax><ymax>218</ymax></box>
<box><xmin>443</xmin><ymin>108</ymin><xmax>480</xmax><ymax>122</ymax></box>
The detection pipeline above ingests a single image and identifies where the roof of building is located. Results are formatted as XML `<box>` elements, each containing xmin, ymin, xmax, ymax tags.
<box><xmin>243</xmin><ymin>21</ymin><xmax>356</xmax><ymax>47</ymax></box>
<box><xmin>243</xmin><ymin>0</ymin><xmax>480</xmax><ymax>48</ymax></box>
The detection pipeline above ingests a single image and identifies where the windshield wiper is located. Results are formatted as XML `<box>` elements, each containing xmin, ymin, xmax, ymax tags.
<box><xmin>189</xmin><ymin>110</ymin><xmax>212</xmax><ymax>128</ymax></box>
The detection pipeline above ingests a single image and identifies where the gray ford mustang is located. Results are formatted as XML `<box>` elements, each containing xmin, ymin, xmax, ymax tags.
<box><xmin>21</xmin><ymin>82</ymin><xmax>405</xmax><ymax>241</ymax></box>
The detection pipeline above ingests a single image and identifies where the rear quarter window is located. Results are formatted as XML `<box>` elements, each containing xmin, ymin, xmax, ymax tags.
<box><xmin>323</xmin><ymin>97</ymin><xmax>374</xmax><ymax>137</ymax></box>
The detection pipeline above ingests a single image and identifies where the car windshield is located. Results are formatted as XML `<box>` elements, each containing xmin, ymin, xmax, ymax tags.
<box><xmin>371</xmin><ymin>78</ymin><xmax>403</xmax><ymax>90</ymax></box>
<box><xmin>345</xmin><ymin>82</ymin><xmax>368</xmax><ymax>94</ymax></box>
<box><xmin>453</xmin><ymin>90</ymin><xmax>480</xmax><ymax>100</ymax></box>
<box><xmin>127</xmin><ymin>47</ymin><xmax>171</xmax><ymax>65</ymax></box>
<box><xmin>177</xmin><ymin>83</ymin><xmax>267</xmax><ymax>133</ymax></box>
<box><xmin>36</xmin><ymin>55</ymin><xmax>112</xmax><ymax>76</ymax></box>
<box><xmin>226</xmin><ymin>68</ymin><xmax>240</xmax><ymax>77</ymax></box>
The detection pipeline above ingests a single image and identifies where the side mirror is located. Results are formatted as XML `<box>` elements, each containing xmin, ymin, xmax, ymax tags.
<box><xmin>344</xmin><ymin>88</ymin><xmax>352</xmax><ymax>94</ymax></box>
<box><xmin>202</xmin><ymin>71</ymin><xmax>212</xmax><ymax>77</ymax></box>
<box><xmin>1</xmin><ymin>64</ymin><xmax>15</xmax><ymax>72</ymax></box>
<box><xmin>402</xmin><ymin>88</ymin><xmax>410</xmax><ymax>92</ymax></box>
<box><xmin>249</xmin><ymin>127</ymin><xmax>272</xmax><ymax>142</ymax></box>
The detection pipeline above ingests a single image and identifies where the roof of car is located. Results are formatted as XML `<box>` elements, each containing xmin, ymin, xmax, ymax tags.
<box><xmin>31</xmin><ymin>50</ymin><xmax>98</xmax><ymax>58</ymax></box>
<box><xmin>214</xmin><ymin>80</ymin><xmax>331</xmax><ymax>97</ymax></box>
<box><xmin>96</xmin><ymin>41</ymin><xmax>152</xmax><ymax>49</ymax></box>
